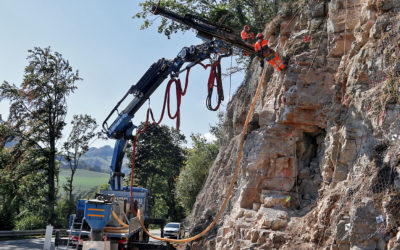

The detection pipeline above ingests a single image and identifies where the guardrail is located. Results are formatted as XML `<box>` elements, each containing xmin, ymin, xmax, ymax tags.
<box><xmin>0</xmin><ymin>229</ymin><xmax>67</xmax><ymax>238</ymax></box>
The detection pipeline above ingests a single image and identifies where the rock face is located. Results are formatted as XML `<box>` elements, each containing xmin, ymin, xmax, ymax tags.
<box><xmin>188</xmin><ymin>0</ymin><xmax>400</xmax><ymax>249</ymax></box>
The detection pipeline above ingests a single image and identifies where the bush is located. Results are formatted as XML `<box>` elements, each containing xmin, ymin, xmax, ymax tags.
<box><xmin>175</xmin><ymin>135</ymin><xmax>219</xmax><ymax>214</ymax></box>
<box><xmin>15</xmin><ymin>214</ymin><xmax>46</xmax><ymax>230</ymax></box>
<box><xmin>54</xmin><ymin>196</ymin><xmax>76</xmax><ymax>228</ymax></box>
<box><xmin>0</xmin><ymin>205</ymin><xmax>15</xmax><ymax>230</ymax></box>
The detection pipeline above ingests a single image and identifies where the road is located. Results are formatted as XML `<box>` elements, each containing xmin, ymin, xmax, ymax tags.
<box><xmin>0</xmin><ymin>237</ymin><xmax>51</xmax><ymax>250</ymax></box>
<box><xmin>0</xmin><ymin>230</ymin><xmax>164</xmax><ymax>250</ymax></box>
<box><xmin>149</xmin><ymin>228</ymin><xmax>163</xmax><ymax>243</ymax></box>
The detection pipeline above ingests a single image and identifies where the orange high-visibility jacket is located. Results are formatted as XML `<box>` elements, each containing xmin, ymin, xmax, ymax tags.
<box><xmin>241</xmin><ymin>30</ymin><xmax>254</xmax><ymax>40</ymax></box>
<box><xmin>254</xmin><ymin>39</ymin><xmax>269</xmax><ymax>56</ymax></box>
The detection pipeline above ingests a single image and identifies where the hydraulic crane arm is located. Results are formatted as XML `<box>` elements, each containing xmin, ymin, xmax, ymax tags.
<box><xmin>102</xmin><ymin>59</ymin><xmax>171</xmax><ymax>190</ymax></box>
<box><xmin>103</xmin><ymin>58</ymin><xmax>170</xmax><ymax>139</ymax></box>
<box><xmin>102</xmin><ymin>40</ymin><xmax>232</xmax><ymax>191</ymax></box>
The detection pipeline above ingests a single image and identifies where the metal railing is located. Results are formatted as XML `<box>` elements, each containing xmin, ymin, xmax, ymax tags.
<box><xmin>0</xmin><ymin>229</ymin><xmax>67</xmax><ymax>238</ymax></box>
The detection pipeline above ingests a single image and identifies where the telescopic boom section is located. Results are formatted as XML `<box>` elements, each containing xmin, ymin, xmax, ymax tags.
<box><xmin>151</xmin><ymin>5</ymin><xmax>255</xmax><ymax>54</ymax></box>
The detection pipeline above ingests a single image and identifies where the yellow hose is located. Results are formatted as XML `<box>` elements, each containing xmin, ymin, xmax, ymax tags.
<box><xmin>111</xmin><ymin>210</ymin><xmax>129</xmax><ymax>228</ymax></box>
<box><xmin>103</xmin><ymin>210</ymin><xmax>130</xmax><ymax>232</ymax></box>
<box><xmin>137</xmin><ymin>66</ymin><xmax>268</xmax><ymax>243</ymax></box>
<box><xmin>104</xmin><ymin>229</ymin><xmax>129</xmax><ymax>233</ymax></box>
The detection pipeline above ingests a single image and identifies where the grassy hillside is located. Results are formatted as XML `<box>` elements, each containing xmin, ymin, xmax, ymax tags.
<box><xmin>58</xmin><ymin>145</ymin><xmax>130</xmax><ymax>173</ymax></box>
<box><xmin>59</xmin><ymin>169</ymin><xmax>109</xmax><ymax>198</ymax></box>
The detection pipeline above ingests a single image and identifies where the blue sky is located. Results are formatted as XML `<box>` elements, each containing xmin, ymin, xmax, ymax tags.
<box><xmin>0</xmin><ymin>1</ymin><xmax>244</xmax><ymax>148</ymax></box>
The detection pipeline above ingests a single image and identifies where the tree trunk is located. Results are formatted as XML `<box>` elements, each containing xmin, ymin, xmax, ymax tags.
<box><xmin>47</xmin><ymin>134</ymin><xmax>56</xmax><ymax>224</ymax></box>
<box><xmin>67</xmin><ymin>162</ymin><xmax>77</xmax><ymax>216</ymax></box>
<box><xmin>69</xmin><ymin>169</ymin><xmax>75</xmax><ymax>202</ymax></box>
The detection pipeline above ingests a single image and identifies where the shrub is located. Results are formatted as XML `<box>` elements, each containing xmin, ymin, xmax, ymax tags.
<box><xmin>15</xmin><ymin>214</ymin><xmax>46</xmax><ymax>230</ymax></box>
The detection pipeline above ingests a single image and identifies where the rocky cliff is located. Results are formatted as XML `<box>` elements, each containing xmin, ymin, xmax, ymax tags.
<box><xmin>188</xmin><ymin>0</ymin><xmax>400</xmax><ymax>249</ymax></box>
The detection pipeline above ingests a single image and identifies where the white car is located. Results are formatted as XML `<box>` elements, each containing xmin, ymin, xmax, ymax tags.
<box><xmin>163</xmin><ymin>222</ymin><xmax>185</xmax><ymax>239</ymax></box>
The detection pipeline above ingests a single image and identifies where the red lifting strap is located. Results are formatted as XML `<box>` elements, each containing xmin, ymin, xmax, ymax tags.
<box><xmin>207</xmin><ymin>61</ymin><xmax>224</xmax><ymax>111</ymax></box>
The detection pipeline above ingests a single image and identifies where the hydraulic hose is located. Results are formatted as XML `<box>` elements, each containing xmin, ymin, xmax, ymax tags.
<box><xmin>112</xmin><ymin>210</ymin><xmax>129</xmax><ymax>228</ymax></box>
<box><xmin>103</xmin><ymin>210</ymin><xmax>130</xmax><ymax>233</ymax></box>
<box><xmin>137</xmin><ymin>66</ymin><xmax>268</xmax><ymax>243</ymax></box>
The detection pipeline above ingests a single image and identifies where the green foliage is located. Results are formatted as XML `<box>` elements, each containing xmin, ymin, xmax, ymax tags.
<box><xmin>0</xmin><ymin>204</ymin><xmax>15</xmax><ymax>230</ymax></box>
<box><xmin>0</xmin><ymin>46</ymin><xmax>81</xmax><ymax>225</ymax></box>
<box><xmin>62</xmin><ymin>114</ymin><xmax>99</xmax><ymax>208</ymax></box>
<box><xmin>125</xmin><ymin>123</ymin><xmax>186</xmax><ymax>221</ymax></box>
<box><xmin>0</xmin><ymin>174</ymin><xmax>15</xmax><ymax>230</ymax></box>
<box><xmin>175</xmin><ymin>134</ymin><xmax>219</xmax><ymax>214</ymax></box>
<box><xmin>15</xmin><ymin>214</ymin><xmax>47</xmax><ymax>230</ymax></box>
<box><xmin>0</xmin><ymin>47</ymin><xmax>80</xmax><ymax>149</ymax></box>
<box><xmin>0</xmin><ymin>147</ymin><xmax>14</xmax><ymax>230</ymax></box>
<box><xmin>175</xmin><ymin>113</ymin><xmax>223</xmax><ymax>214</ymax></box>
<box><xmin>54</xmin><ymin>195</ymin><xmax>76</xmax><ymax>228</ymax></box>
<box><xmin>135</xmin><ymin>0</ymin><xmax>295</xmax><ymax>39</ymax></box>
<box><xmin>0</xmin><ymin>141</ymin><xmax>49</xmax><ymax>229</ymax></box>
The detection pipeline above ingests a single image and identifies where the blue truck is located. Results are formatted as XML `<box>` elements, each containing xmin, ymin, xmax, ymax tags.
<box><xmin>67</xmin><ymin>187</ymin><xmax>157</xmax><ymax>248</ymax></box>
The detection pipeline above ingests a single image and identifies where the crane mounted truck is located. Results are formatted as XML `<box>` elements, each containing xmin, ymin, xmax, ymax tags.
<box><xmin>66</xmin><ymin>5</ymin><xmax>262</xmax><ymax>249</ymax></box>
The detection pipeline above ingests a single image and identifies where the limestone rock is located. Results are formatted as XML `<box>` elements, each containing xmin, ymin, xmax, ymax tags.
<box><xmin>257</xmin><ymin>207</ymin><xmax>289</xmax><ymax>231</ymax></box>
<box><xmin>189</xmin><ymin>0</ymin><xmax>400</xmax><ymax>249</ymax></box>
<box><xmin>349</xmin><ymin>198</ymin><xmax>379</xmax><ymax>249</ymax></box>
<box><xmin>260</xmin><ymin>190</ymin><xmax>291</xmax><ymax>208</ymax></box>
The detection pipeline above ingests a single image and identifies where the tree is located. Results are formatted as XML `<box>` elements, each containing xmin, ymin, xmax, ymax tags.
<box><xmin>126</xmin><ymin>123</ymin><xmax>186</xmax><ymax>221</ymax></box>
<box><xmin>135</xmin><ymin>0</ymin><xmax>295</xmax><ymax>39</ymax></box>
<box><xmin>175</xmin><ymin>112</ymin><xmax>223</xmax><ymax>214</ymax></box>
<box><xmin>0</xmin><ymin>47</ymin><xmax>81</xmax><ymax>224</ymax></box>
<box><xmin>0</xmin><ymin>145</ymin><xmax>15</xmax><ymax>230</ymax></box>
<box><xmin>175</xmin><ymin>134</ymin><xmax>219</xmax><ymax>214</ymax></box>
<box><xmin>0</xmin><ymin>126</ymin><xmax>49</xmax><ymax>229</ymax></box>
<box><xmin>62</xmin><ymin>114</ymin><xmax>98</xmax><ymax>210</ymax></box>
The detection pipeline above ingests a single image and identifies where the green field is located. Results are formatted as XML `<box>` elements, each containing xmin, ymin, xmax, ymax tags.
<box><xmin>59</xmin><ymin>169</ymin><xmax>109</xmax><ymax>197</ymax></box>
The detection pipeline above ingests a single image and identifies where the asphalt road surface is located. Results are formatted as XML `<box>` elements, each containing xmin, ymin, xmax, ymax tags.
<box><xmin>0</xmin><ymin>237</ymin><xmax>51</xmax><ymax>250</ymax></box>
<box><xmin>0</xmin><ymin>230</ymin><xmax>164</xmax><ymax>249</ymax></box>
<box><xmin>149</xmin><ymin>228</ymin><xmax>163</xmax><ymax>243</ymax></box>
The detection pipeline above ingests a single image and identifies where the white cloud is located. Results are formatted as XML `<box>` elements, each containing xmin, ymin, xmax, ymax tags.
<box><xmin>201</xmin><ymin>132</ymin><xmax>217</xmax><ymax>143</ymax></box>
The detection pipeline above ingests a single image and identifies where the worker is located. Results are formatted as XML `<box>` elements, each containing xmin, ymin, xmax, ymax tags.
<box><xmin>241</xmin><ymin>25</ymin><xmax>255</xmax><ymax>42</ymax></box>
<box><xmin>254</xmin><ymin>33</ymin><xmax>286</xmax><ymax>71</ymax></box>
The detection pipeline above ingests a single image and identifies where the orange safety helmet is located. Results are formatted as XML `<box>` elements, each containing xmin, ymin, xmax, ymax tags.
<box><xmin>244</xmin><ymin>25</ymin><xmax>250</xmax><ymax>31</ymax></box>
<box><xmin>256</xmin><ymin>33</ymin><xmax>264</xmax><ymax>39</ymax></box>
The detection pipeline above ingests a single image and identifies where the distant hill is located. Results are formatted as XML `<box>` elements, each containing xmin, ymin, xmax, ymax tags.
<box><xmin>84</xmin><ymin>145</ymin><xmax>113</xmax><ymax>158</ymax></box>
<box><xmin>80</xmin><ymin>145</ymin><xmax>113</xmax><ymax>172</ymax></box>
<box><xmin>6</xmin><ymin>142</ymin><xmax>129</xmax><ymax>174</ymax></box>
<box><xmin>60</xmin><ymin>145</ymin><xmax>130</xmax><ymax>174</ymax></box>
<box><xmin>59</xmin><ymin>145</ymin><xmax>112</xmax><ymax>173</ymax></box>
